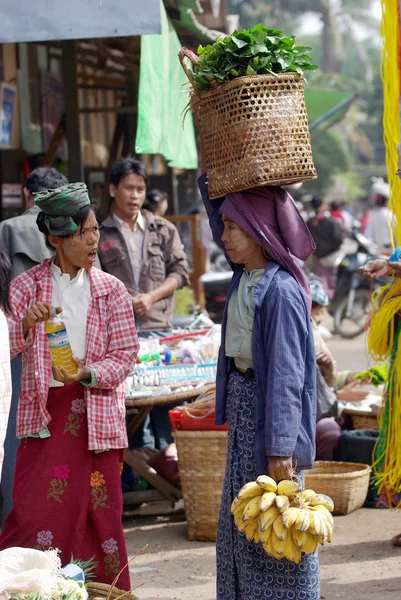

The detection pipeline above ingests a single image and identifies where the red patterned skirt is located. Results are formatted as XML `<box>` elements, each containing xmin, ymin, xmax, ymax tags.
<box><xmin>0</xmin><ymin>382</ymin><xmax>130</xmax><ymax>591</ymax></box>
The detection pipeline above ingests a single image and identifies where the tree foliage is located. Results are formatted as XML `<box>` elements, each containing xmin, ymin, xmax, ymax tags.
<box><xmin>227</xmin><ymin>0</ymin><xmax>384</xmax><ymax>198</ymax></box>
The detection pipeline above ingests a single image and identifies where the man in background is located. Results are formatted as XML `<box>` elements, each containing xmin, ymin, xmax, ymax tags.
<box><xmin>365</xmin><ymin>194</ymin><xmax>395</xmax><ymax>253</ymax></box>
<box><xmin>307</xmin><ymin>196</ymin><xmax>345</xmax><ymax>299</ymax></box>
<box><xmin>0</xmin><ymin>167</ymin><xmax>68</xmax><ymax>277</ymax></box>
<box><xmin>99</xmin><ymin>157</ymin><xmax>189</xmax><ymax>450</ymax></box>
<box><xmin>0</xmin><ymin>167</ymin><xmax>68</xmax><ymax>525</ymax></box>
<box><xmin>99</xmin><ymin>158</ymin><xmax>189</xmax><ymax>340</ymax></box>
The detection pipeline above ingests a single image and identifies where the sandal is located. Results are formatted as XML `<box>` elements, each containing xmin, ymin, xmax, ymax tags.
<box><xmin>392</xmin><ymin>533</ymin><xmax>401</xmax><ymax>546</ymax></box>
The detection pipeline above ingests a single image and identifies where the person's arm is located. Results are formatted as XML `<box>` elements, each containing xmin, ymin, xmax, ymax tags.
<box><xmin>336</xmin><ymin>380</ymin><xmax>369</xmax><ymax>403</ymax></box>
<box><xmin>132</xmin><ymin>276</ymin><xmax>179</xmax><ymax>316</ymax></box>
<box><xmin>359</xmin><ymin>257</ymin><xmax>398</xmax><ymax>280</ymax></box>
<box><xmin>7</xmin><ymin>278</ymin><xmax>38</xmax><ymax>357</ymax></box>
<box><xmin>264</xmin><ymin>294</ymin><xmax>312</xmax><ymax>479</ymax></box>
<box><xmin>336</xmin><ymin>370</ymin><xmax>353</xmax><ymax>388</ymax></box>
<box><xmin>316</xmin><ymin>351</ymin><xmax>336</xmax><ymax>387</ymax></box>
<box><xmin>58</xmin><ymin>287</ymin><xmax>139</xmax><ymax>388</ymax></box>
<box><xmin>87</xmin><ymin>289</ymin><xmax>138</xmax><ymax>389</ymax></box>
<box><xmin>132</xmin><ymin>224</ymin><xmax>190</xmax><ymax>315</ymax></box>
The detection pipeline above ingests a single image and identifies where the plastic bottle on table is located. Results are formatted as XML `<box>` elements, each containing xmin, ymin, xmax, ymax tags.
<box><xmin>45</xmin><ymin>309</ymin><xmax>78</xmax><ymax>376</ymax></box>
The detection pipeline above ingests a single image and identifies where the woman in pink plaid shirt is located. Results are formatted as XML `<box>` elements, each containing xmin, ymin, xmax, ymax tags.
<box><xmin>0</xmin><ymin>183</ymin><xmax>139</xmax><ymax>590</ymax></box>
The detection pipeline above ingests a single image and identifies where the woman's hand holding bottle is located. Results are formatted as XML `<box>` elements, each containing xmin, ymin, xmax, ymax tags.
<box><xmin>51</xmin><ymin>356</ymin><xmax>91</xmax><ymax>386</ymax></box>
<box><xmin>23</xmin><ymin>302</ymin><xmax>62</xmax><ymax>336</ymax></box>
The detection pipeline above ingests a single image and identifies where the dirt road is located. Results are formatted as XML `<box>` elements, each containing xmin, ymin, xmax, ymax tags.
<box><xmin>124</xmin><ymin>508</ymin><xmax>401</xmax><ymax>600</ymax></box>
<box><xmin>123</xmin><ymin>330</ymin><xmax>401</xmax><ymax>599</ymax></box>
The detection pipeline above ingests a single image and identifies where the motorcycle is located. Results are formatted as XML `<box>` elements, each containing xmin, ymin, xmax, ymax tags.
<box><xmin>330</xmin><ymin>229</ymin><xmax>381</xmax><ymax>338</ymax></box>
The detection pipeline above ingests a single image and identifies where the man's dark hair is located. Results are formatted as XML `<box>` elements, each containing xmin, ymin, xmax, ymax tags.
<box><xmin>110</xmin><ymin>158</ymin><xmax>148</xmax><ymax>188</ymax></box>
<box><xmin>330</xmin><ymin>201</ymin><xmax>341</xmax><ymax>212</ymax></box>
<box><xmin>375</xmin><ymin>195</ymin><xmax>388</xmax><ymax>208</ymax></box>
<box><xmin>25</xmin><ymin>167</ymin><xmax>68</xmax><ymax>194</ymax></box>
<box><xmin>37</xmin><ymin>205</ymin><xmax>92</xmax><ymax>251</ymax></box>
<box><xmin>0</xmin><ymin>247</ymin><xmax>12</xmax><ymax>314</ymax></box>
<box><xmin>311</xmin><ymin>196</ymin><xmax>324</xmax><ymax>211</ymax></box>
<box><xmin>147</xmin><ymin>189</ymin><xmax>168</xmax><ymax>205</ymax></box>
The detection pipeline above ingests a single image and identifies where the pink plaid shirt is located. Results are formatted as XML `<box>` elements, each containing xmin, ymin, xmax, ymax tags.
<box><xmin>7</xmin><ymin>259</ymin><xmax>139</xmax><ymax>450</ymax></box>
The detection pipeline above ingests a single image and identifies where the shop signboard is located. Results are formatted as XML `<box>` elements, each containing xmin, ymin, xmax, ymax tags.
<box><xmin>0</xmin><ymin>83</ymin><xmax>17</xmax><ymax>148</ymax></box>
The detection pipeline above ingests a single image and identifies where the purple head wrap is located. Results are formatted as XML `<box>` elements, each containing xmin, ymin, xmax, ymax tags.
<box><xmin>220</xmin><ymin>186</ymin><xmax>316</xmax><ymax>309</ymax></box>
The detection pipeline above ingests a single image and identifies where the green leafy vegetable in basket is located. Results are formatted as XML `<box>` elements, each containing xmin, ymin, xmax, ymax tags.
<box><xmin>193</xmin><ymin>23</ymin><xmax>318</xmax><ymax>92</ymax></box>
<box><xmin>70</xmin><ymin>553</ymin><xmax>98</xmax><ymax>582</ymax></box>
<box><xmin>355</xmin><ymin>364</ymin><xmax>389</xmax><ymax>387</ymax></box>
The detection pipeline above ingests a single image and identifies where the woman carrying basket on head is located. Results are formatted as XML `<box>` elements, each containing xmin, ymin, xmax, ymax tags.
<box><xmin>0</xmin><ymin>183</ymin><xmax>138</xmax><ymax>590</ymax></box>
<box><xmin>198</xmin><ymin>150</ymin><xmax>319</xmax><ymax>597</ymax></box>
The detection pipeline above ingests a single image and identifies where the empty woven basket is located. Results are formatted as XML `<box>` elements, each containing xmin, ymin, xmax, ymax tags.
<box><xmin>179</xmin><ymin>48</ymin><xmax>317</xmax><ymax>199</ymax></box>
<box><xmin>174</xmin><ymin>429</ymin><xmax>228</xmax><ymax>541</ymax></box>
<box><xmin>86</xmin><ymin>582</ymin><xmax>139</xmax><ymax>600</ymax></box>
<box><xmin>305</xmin><ymin>461</ymin><xmax>371</xmax><ymax>515</ymax></box>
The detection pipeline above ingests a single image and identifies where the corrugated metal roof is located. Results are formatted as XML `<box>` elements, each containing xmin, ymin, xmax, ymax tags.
<box><xmin>0</xmin><ymin>0</ymin><xmax>160</xmax><ymax>43</ymax></box>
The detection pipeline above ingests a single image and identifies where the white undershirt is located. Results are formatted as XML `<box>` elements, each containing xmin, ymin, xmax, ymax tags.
<box><xmin>365</xmin><ymin>207</ymin><xmax>395</xmax><ymax>248</ymax></box>
<box><xmin>113</xmin><ymin>211</ymin><xmax>145</xmax><ymax>293</ymax></box>
<box><xmin>49</xmin><ymin>262</ymin><xmax>91</xmax><ymax>387</ymax></box>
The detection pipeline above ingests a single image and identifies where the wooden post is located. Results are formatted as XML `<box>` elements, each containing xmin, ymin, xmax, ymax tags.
<box><xmin>100</xmin><ymin>112</ymin><xmax>126</xmax><ymax>215</ymax></box>
<box><xmin>41</xmin><ymin>113</ymin><xmax>66</xmax><ymax>167</ymax></box>
<box><xmin>61</xmin><ymin>40</ymin><xmax>83</xmax><ymax>181</ymax></box>
<box><xmin>125</xmin><ymin>71</ymin><xmax>137</xmax><ymax>156</ymax></box>
<box><xmin>166</xmin><ymin>214</ymin><xmax>206</xmax><ymax>310</ymax></box>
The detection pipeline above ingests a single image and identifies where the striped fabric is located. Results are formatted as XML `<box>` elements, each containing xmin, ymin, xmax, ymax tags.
<box><xmin>7</xmin><ymin>259</ymin><xmax>139</xmax><ymax>450</ymax></box>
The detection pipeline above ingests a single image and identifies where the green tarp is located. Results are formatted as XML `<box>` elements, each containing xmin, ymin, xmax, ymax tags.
<box><xmin>135</xmin><ymin>1</ymin><xmax>198</xmax><ymax>170</ymax></box>
<box><xmin>304</xmin><ymin>90</ymin><xmax>353</xmax><ymax>128</ymax></box>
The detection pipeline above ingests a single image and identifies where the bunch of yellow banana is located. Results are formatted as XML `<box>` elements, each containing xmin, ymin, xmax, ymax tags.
<box><xmin>230</xmin><ymin>476</ymin><xmax>334</xmax><ymax>564</ymax></box>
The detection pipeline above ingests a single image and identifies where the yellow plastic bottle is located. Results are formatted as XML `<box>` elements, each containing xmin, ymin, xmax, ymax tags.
<box><xmin>45</xmin><ymin>310</ymin><xmax>78</xmax><ymax>376</ymax></box>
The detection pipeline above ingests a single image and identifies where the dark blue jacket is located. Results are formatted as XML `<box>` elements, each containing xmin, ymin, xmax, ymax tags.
<box><xmin>199</xmin><ymin>175</ymin><xmax>317</xmax><ymax>474</ymax></box>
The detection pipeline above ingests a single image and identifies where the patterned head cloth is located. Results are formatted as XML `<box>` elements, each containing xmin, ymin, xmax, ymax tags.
<box><xmin>33</xmin><ymin>182</ymin><xmax>90</xmax><ymax>235</ymax></box>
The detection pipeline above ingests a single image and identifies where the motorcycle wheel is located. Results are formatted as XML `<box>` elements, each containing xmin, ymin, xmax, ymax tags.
<box><xmin>333</xmin><ymin>287</ymin><xmax>371</xmax><ymax>339</ymax></box>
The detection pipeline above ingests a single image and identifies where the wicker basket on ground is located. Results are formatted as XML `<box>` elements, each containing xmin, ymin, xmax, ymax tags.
<box><xmin>179</xmin><ymin>48</ymin><xmax>317</xmax><ymax>199</ymax></box>
<box><xmin>86</xmin><ymin>582</ymin><xmax>139</xmax><ymax>600</ymax></box>
<box><xmin>174</xmin><ymin>429</ymin><xmax>228</xmax><ymax>541</ymax></box>
<box><xmin>305</xmin><ymin>461</ymin><xmax>371</xmax><ymax>515</ymax></box>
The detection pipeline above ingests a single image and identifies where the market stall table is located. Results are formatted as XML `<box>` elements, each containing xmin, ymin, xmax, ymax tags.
<box><xmin>123</xmin><ymin>386</ymin><xmax>210</xmax><ymax>506</ymax></box>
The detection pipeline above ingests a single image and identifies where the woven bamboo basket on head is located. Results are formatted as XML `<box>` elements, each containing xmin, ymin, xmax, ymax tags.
<box><xmin>174</xmin><ymin>429</ymin><xmax>228</xmax><ymax>541</ymax></box>
<box><xmin>305</xmin><ymin>461</ymin><xmax>371</xmax><ymax>515</ymax></box>
<box><xmin>179</xmin><ymin>48</ymin><xmax>317</xmax><ymax>199</ymax></box>
<box><xmin>86</xmin><ymin>582</ymin><xmax>139</xmax><ymax>600</ymax></box>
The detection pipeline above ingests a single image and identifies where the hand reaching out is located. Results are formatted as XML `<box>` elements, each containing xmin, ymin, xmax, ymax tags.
<box><xmin>359</xmin><ymin>259</ymin><xmax>399</xmax><ymax>281</ymax></box>
<box><xmin>337</xmin><ymin>380</ymin><xmax>369</xmax><ymax>403</ymax></box>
